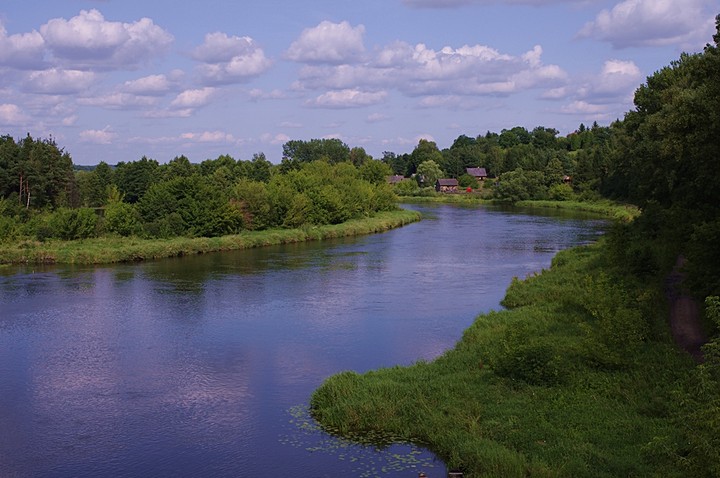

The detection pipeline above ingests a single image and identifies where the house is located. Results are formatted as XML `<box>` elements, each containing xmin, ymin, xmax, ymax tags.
<box><xmin>387</xmin><ymin>175</ymin><xmax>405</xmax><ymax>185</ymax></box>
<box><xmin>563</xmin><ymin>175</ymin><xmax>572</xmax><ymax>184</ymax></box>
<box><xmin>435</xmin><ymin>178</ymin><xmax>459</xmax><ymax>193</ymax></box>
<box><xmin>466</xmin><ymin>167</ymin><xmax>488</xmax><ymax>181</ymax></box>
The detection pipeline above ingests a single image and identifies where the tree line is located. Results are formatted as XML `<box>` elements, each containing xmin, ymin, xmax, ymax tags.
<box><xmin>0</xmin><ymin>139</ymin><xmax>397</xmax><ymax>242</ymax></box>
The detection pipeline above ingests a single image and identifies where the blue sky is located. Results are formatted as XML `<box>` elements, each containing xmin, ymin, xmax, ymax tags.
<box><xmin>1</xmin><ymin>0</ymin><xmax>717</xmax><ymax>165</ymax></box>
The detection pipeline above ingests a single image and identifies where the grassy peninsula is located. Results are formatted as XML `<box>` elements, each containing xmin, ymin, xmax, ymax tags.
<box><xmin>310</xmin><ymin>240</ymin><xmax>710</xmax><ymax>477</ymax></box>
<box><xmin>0</xmin><ymin>209</ymin><xmax>420</xmax><ymax>265</ymax></box>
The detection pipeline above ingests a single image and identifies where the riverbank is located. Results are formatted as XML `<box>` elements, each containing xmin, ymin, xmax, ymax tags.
<box><xmin>399</xmin><ymin>195</ymin><xmax>639</xmax><ymax>222</ymax></box>
<box><xmin>311</xmin><ymin>240</ymin><xmax>697</xmax><ymax>477</ymax></box>
<box><xmin>0</xmin><ymin>209</ymin><xmax>421</xmax><ymax>265</ymax></box>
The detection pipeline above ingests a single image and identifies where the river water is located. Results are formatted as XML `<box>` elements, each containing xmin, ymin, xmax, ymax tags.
<box><xmin>0</xmin><ymin>204</ymin><xmax>605</xmax><ymax>477</ymax></box>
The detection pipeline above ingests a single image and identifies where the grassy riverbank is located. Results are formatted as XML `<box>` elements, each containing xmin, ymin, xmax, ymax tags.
<box><xmin>311</xmin><ymin>241</ymin><xmax>697</xmax><ymax>477</ymax></box>
<box><xmin>0</xmin><ymin>209</ymin><xmax>420</xmax><ymax>265</ymax></box>
<box><xmin>399</xmin><ymin>195</ymin><xmax>639</xmax><ymax>221</ymax></box>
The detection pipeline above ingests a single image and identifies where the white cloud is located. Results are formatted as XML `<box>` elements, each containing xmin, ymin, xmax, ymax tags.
<box><xmin>24</xmin><ymin>68</ymin><xmax>97</xmax><ymax>94</ymax></box>
<box><xmin>578</xmin><ymin>0</ymin><xmax>716</xmax><ymax>49</ymax></box>
<box><xmin>78</xmin><ymin>93</ymin><xmax>158</xmax><ymax>109</ymax></box>
<box><xmin>0</xmin><ymin>24</ymin><xmax>46</xmax><ymax>69</ymax></box>
<box><xmin>560</xmin><ymin>100</ymin><xmax>609</xmax><ymax>115</ymax></box>
<box><xmin>306</xmin><ymin>89</ymin><xmax>388</xmax><ymax>108</ymax></box>
<box><xmin>143</xmin><ymin>109</ymin><xmax>193</xmax><ymax>118</ymax></box>
<box><xmin>39</xmin><ymin>9</ymin><xmax>173</xmax><ymax>69</ymax></box>
<box><xmin>366</xmin><ymin>113</ymin><xmax>390</xmax><ymax>123</ymax></box>
<box><xmin>122</xmin><ymin>74</ymin><xmax>173</xmax><ymax>96</ymax></box>
<box><xmin>79</xmin><ymin>127</ymin><xmax>116</xmax><ymax>144</ymax></box>
<box><xmin>249</xmin><ymin>88</ymin><xmax>286</xmax><ymax>100</ymax></box>
<box><xmin>192</xmin><ymin>32</ymin><xmax>272</xmax><ymax>84</ymax></box>
<box><xmin>286</xmin><ymin>21</ymin><xmax>366</xmax><ymax>64</ymax></box>
<box><xmin>260</xmin><ymin>132</ymin><xmax>291</xmax><ymax>145</ymax></box>
<box><xmin>551</xmin><ymin>59</ymin><xmax>642</xmax><ymax>119</ymax></box>
<box><xmin>0</xmin><ymin>103</ymin><xmax>28</xmax><ymax>125</ymax></box>
<box><xmin>180</xmin><ymin>131</ymin><xmax>236</xmax><ymax>143</ymax></box>
<box><xmin>170</xmin><ymin>87</ymin><xmax>216</xmax><ymax>108</ymax></box>
<box><xmin>296</xmin><ymin>42</ymin><xmax>566</xmax><ymax>100</ymax></box>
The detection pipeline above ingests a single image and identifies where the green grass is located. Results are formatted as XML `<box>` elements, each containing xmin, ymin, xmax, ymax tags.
<box><xmin>399</xmin><ymin>196</ymin><xmax>640</xmax><ymax>221</ymax></box>
<box><xmin>0</xmin><ymin>209</ymin><xmax>421</xmax><ymax>265</ymax></box>
<box><xmin>311</xmin><ymin>241</ymin><xmax>696</xmax><ymax>477</ymax></box>
<box><xmin>514</xmin><ymin>200</ymin><xmax>640</xmax><ymax>222</ymax></box>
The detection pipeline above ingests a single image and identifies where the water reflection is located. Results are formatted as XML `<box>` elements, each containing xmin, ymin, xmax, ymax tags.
<box><xmin>0</xmin><ymin>204</ymin><xmax>605</xmax><ymax>477</ymax></box>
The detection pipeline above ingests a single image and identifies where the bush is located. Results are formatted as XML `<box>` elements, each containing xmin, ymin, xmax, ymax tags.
<box><xmin>548</xmin><ymin>183</ymin><xmax>575</xmax><ymax>201</ymax></box>
<box><xmin>48</xmin><ymin>208</ymin><xmax>98</xmax><ymax>240</ymax></box>
<box><xmin>104</xmin><ymin>202</ymin><xmax>142</xmax><ymax>236</ymax></box>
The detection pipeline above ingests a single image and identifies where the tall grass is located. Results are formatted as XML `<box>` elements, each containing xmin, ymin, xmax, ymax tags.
<box><xmin>311</xmin><ymin>241</ymin><xmax>696</xmax><ymax>477</ymax></box>
<box><xmin>0</xmin><ymin>209</ymin><xmax>421</xmax><ymax>265</ymax></box>
<box><xmin>514</xmin><ymin>200</ymin><xmax>640</xmax><ymax>222</ymax></box>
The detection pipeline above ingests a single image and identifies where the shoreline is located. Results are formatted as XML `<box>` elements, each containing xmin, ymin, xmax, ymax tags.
<box><xmin>0</xmin><ymin>209</ymin><xmax>421</xmax><ymax>265</ymax></box>
<box><xmin>399</xmin><ymin>195</ymin><xmax>639</xmax><ymax>221</ymax></box>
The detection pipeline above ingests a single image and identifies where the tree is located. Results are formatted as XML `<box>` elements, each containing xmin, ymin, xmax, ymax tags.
<box><xmin>114</xmin><ymin>156</ymin><xmax>160</xmax><ymax>203</ymax></box>
<box><xmin>281</xmin><ymin>139</ymin><xmax>350</xmax><ymax>171</ymax></box>
<box><xmin>493</xmin><ymin>169</ymin><xmax>546</xmax><ymax>203</ymax></box>
<box><xmin>416</xmin><ymin>160</ymin><xmax>444</xmax><ymax>187</ymax></box>
<box><xmin>408</xmin><ymin>139</ymin><xmax>443</xmax><ymax>176</ymax></box>
<box><xmin>359</xmin><ymin>159</ymin><xmax>393</xmax><ymax>185</ymax></box>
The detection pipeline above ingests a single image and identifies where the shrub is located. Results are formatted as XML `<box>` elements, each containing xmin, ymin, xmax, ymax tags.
<box><xmin>104</xmin><ymin>202</ymin><xmax>141</xmax><ymax>236</ymax></box>
<box><xmin>48</xmin><ymin>208</ymin><xmax>98</xmax><ymax>240</ymax></box>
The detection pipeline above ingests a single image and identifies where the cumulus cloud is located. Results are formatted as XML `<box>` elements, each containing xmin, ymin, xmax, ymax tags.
<box><xmin>78</xmin><ymin>93</ymin><xmax>158</xmax><ymax>109</ymax></box>
<box><xmin>249</xmin><ymin>88</ymin><xmax>286</xmax><ymax>100</ymax></box>
<box><xmin>122</xmin><ymin>74</ymin><xmax>174</xmax><ymax>96</ymax></box>
<box><xmin>0</xmin><ymin>24</ymin><xmax>46</xmax><ymax>69</ymax></box>
<box><xmin>192</xmin><ymin>32</ymin><xmax>272</xmax><ymax>84</ymax></box>
<box><xmin>366</xmin><ymin>113</ymin><xmax>390</xmax><ymax>123</ymax></box>
<box><xmin>39</xmin><ymin>9</ymin><xmax>173</xmax><ymax>69</ymax></box>
<box><xmin>560</xmin><ymin>100</ymin><xmax>610</xmax><ymax>115</ymax></box>
<box><xmin>180</xmin><ymin>131</ymin><xmax>236</xmax><ymax>143</ymax></box>
<box><xmin>578</xmin><ymin>0</ymin><xmax>716</xmax><ymax>49</ymax></box>
<box><xmin>24</xmin><ymin>68</ymin><xmax>97</xmax><ymax>94</ymax></box>
<box><xmin>286</xmin><ymin>21</ymin><xmax>366</xmax><ymax>64</ymax></box>
<box><xmin>260</xmin><ymin>132</ymin><xmax>292</xmax><ymax>145</ymax></box>
<box><xmin>0</xmin><ymin>103</ymin><xmax>28</xmax><ymax>125</ymax></box>
<box><xmin>553</xmin><ymin>59</ymin><xmax>642</xmax><ymax>119</ymax></box>
<box><xmin>170</xmin><ymin>87</ymin><xmax>216</xmax><ymax>109</ymax></box>
<box><xmin>79</xmin><ymin>127</ymin><xmax>116</xmax><ymax>144</ymax></box>
<box><xmin>295</xmin><ymin>41</ymin><xmax>566</xmax><ymax>101</ymax></box>
<box><xmin>306</xmin><ymin>89</ymin><xmax>388</xmax><ymax>108</ymax></box>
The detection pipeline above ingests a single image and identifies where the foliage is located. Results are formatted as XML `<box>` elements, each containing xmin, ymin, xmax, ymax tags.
<box><xmin>457</xmin><ymin>173</ymin><xmax>479</xmax><ymax>189</ymax></box>
<box><xmin>103</xmin><ymin>201</ymin><xmax>142</xmax><ymax>237</ymax></box>
<box><xmin>281</xmin><ymin>138</ymin><xmax>350</xmax><ymax>171</ymax></box>
<box><xmin>48</xmin><ymin>207</ymin><xmax>98</xmax><ymax>240</ymax></box>
<box><xmin>415</xmin><ymin>159</ymin><xmax>443</xmax><ymax>187</ymax></box>
<box><xmin>670</xmin><ymin>296</ymin><xmax>720</xmax><ymax>476</ymax></box>
<box><xmin>493</xmin><ymin>169</ymin><xmax>546</xmax><ymax>203</ymax></box>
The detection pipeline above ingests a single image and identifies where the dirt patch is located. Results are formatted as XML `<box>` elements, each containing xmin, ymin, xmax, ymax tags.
<box><xmin>665</xmin><ymin>256</ymin><xmax>706</xmax><ymax>363</ymax></box>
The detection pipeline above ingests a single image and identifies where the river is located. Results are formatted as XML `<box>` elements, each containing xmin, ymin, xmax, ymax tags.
<box><xmin>0</xmin><ymin>204</ymin><xmax>605</xmax><ymax>477</ymax></box>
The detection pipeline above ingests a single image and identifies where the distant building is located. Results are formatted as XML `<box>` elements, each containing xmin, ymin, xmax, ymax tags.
<box><xmin>466</xmin><ymin>167</ymin><xmax>488</xmax><ymax>181</ymax></box>
<box><xmin>387</xmin><ymin>175</ymin><xmax>405</xmax><ymax>185</ymax></box>
<box><xmin>435</xmin><ymin>178</ymin><xmax>459</xmax><ymax>193</ymax></box>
